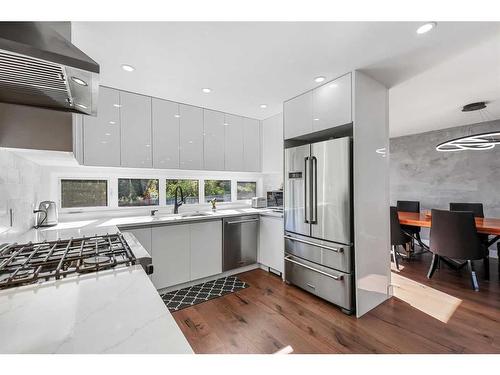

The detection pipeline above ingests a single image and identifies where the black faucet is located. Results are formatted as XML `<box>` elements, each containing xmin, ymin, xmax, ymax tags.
<box><xmin>173</xmin><ymin>186</ymin><xmax>184</xmax><ymax>214</ymax></box>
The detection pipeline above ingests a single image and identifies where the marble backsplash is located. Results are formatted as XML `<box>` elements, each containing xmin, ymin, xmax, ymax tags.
<box><xmin>0</xmin><ymin>148</ymin><xmax>42</xmax><ymax>234</ymax></box>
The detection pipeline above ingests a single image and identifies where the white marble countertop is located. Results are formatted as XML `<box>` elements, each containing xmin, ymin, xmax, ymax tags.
<box><xmin>0</xmin><ymin>207</ymin><xmax>280</xmax><ymax>245</ymax></box>
<box><xmin>0</xmin><ymin>265</ymin><xmax>193</xmax><ymax>353</ymax></box>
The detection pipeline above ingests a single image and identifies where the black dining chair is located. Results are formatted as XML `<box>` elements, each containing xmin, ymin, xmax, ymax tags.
<box><xmin>449</xmin><ymin>202</ymin><xmax>490</xmax><ymax>279</ymax></box>
<box><xmin>390</xmin><ymin>206</ymin><xmax>411</xmax><ymax>270</ymax></box>
<box><xmin>397</xmin><ymin>200</ymin><xmax>426</xmax><ymax>252</ymax></box>
<box><xmin>428</xmin><ymin>209</ymin><xmax>487</xmax><ymax>291</ymax></box>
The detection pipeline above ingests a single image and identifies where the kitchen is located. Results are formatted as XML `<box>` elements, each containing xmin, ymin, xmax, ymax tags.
<box><xmin>1</xmin><ymin>3</ymin><xmax>500</xmax><ymax>370</ymax></box>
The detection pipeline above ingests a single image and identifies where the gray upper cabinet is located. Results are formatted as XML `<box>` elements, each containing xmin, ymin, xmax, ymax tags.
<box><xmin>283</xmin><ymin>91</ymin><xmax>313</xmax><ymax>140</ymax></box>
<box><xmin>224</xmin><ymin>113</ymin><xmax>244</xmax><ymax>171</ymax></box>
<box><xmin>76</xmin><ymin>86</ymin><xmax>262</xmax><ymax>172</ymax></box>
<box><xmin>152</xmin><ymin>98</ymin><xmax>180</xmax><ymax>169</ymax></box>
<box><xmin>312</xmin><ymin>72</ymin><xmax>352</xmax><ymax>133</ymax></box>
<box><xmin>120</xmin><ymin>91</ymin><xmax>152</xmax><ymax>168</ymax></box>
<box><xmin>203</xmin><ymin>109</ymin><xmax>225</xmax><ymax>170</ymax></box>
<box><xmin>243</xmin><ymin>118</ymin><xmax>260</xmax><ymax>172</ymax></box>
<box><xmin>83</xmin><ymin>87</ymin><xmax>121</xmax><ymax>166</ymax></box>
<box><xmin>179</xmin><ymin>104</ymin><xmax>203</xmax><ymax>170</ymax></box>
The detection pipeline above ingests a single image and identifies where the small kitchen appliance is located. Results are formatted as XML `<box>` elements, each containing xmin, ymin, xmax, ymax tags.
<box><xmin>251</xmin><ymin>197</ymin><xmax>267</xmax><ymax>208</ymax></box>
<box><xmin>33</xmin><ymin>201</ymin><xmax>58</xmax><ymax>228</ymax></box>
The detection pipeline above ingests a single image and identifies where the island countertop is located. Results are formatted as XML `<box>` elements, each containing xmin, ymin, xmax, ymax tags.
<box><xmin>0</xmin><ymin>265</ymin><xmax>193</xmax><ymax>354</ymax></box>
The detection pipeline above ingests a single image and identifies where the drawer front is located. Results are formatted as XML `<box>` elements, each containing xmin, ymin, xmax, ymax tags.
<box><xmin>284</xmin><ymin>233</ymin><xmax>352</xmax><ymax>273</ymax></box>
<box><xmin>285</xmin><ymin>254</ymin><xmax>353</xmax><ymax>311</ymax></box>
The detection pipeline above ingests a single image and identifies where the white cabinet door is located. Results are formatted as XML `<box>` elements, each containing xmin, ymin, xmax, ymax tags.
<box><xmin>283</xmin><ymin>91</ymin><xmax>312</xmax><ymax>139</ymax></box>
<box><xmin>83</xmin><ymin>87</ymin><xmax>121</xmax><ymax>166</ymax></box>
<box><xmin>152</xmin><ymin>98</ymin><xmax>180</xmax><ymax>169</ymax></box>
<box><xmin>126</xmin><ymin>226</ymin><xmax>152</xmax><ymax>255</ymax></box>
<box><xmin>190</xmin><ymin>220</ymin><xmax>222</xmax><ymax>281</ymax></box>
<box><xmin>259</xmin><ymin>216</ymin><xmax>284</xmax><ymax>273</ymax></box>
<box><xmin>179</xmin><ymin>104</ymin><xmax>203</xmax><ymax>170</ymax></box>
<box><xmin>203</xmin><ymin>109</ymin><xmax>225</xmax><ymax>170</ymax></box>
<box><xmin>151</xmin><ymin>224</ymin><xmax>190</xmax><ymax>289</ymax></box>
<box><xmin>243</xmin><ymin>118</ymin><xmax>260</xmax><ymax>172</ymax></box>
<box><xmin>312</xmin><ymin>73</ymin><xmax>352</xmax><ymax>132</ymax></box>
<box><xmin>120</xmin><ymin>91</ymin><xmax>152</xmax><ymax>168</ymax></box>
<box><xmin>224</xmin><ymin>113</ymin><xmax>244</xmax><ymax>171</ymax></box>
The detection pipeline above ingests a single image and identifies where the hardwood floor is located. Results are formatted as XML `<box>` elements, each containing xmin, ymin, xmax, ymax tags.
<box><xmin>172</xmin><ymin>254</ymin><xmax>500</xmax><ymax>354</ymax></box>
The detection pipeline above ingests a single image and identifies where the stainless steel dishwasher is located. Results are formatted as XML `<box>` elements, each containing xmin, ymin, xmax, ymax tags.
<box><xmin>223</xmin><ymin>215</ymin><xmax>259</xmax><ymax>271</ymax></box>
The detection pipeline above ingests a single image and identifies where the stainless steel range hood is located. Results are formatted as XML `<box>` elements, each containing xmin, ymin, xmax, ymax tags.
<box><xmin>0</xmin><ymin>22</ymin><xmax>99</xmax><ymax>116</ymax></box>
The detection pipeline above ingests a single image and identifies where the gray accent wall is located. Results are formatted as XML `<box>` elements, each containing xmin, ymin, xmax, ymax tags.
<box><xmin>390</xmin><ymin>119</ymin><xmax>500</xmax><ymax>246</ymax></box>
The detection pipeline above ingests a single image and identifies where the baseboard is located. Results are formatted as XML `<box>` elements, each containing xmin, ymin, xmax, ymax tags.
<box><xmin>158</xmin><ymin>263</ymin><xmax>260</xmax><ymax>294</ymax></box>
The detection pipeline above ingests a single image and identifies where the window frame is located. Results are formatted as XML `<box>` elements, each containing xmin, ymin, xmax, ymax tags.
<box><xmin>203</xmin><ymin>179</ymin><xmax>233</xmax><ymax>203</ymax></box>
<box><xmin>165</xmin><ymin>178</ymin><xmax>200</xmax><ymax>206</ymax></box>
<box><xmin>117</xmin><ymin>177</ymin><xmax>161</xmax><ymax>208</ymax></box>
<box><xmin>236</xmin><ymin>181</ymin><xmax>258</xmax><ymax>201</ymax></box>
<box><xmin>58</xmin><ymin>178</ymin><xmax>110</xmax><ymax>211</ymax></box>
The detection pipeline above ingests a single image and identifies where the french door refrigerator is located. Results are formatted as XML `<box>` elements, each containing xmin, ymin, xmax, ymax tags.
<box><xmin>284</xmin><ymin>136</ymin><xmax>354</xmax><ymax>314</ymax></box>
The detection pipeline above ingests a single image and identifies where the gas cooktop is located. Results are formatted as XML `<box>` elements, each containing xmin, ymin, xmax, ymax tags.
<box><xmin>0</xmin><ymin>233</ymin><xmax>136</xmax><ymax>290</ymax></box>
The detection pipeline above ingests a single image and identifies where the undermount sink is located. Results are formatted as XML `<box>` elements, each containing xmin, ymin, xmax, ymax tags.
<box><xmin>180</xmin><ymin>212</ymin><xmax>212</xmax><ymax>218</ymax></box>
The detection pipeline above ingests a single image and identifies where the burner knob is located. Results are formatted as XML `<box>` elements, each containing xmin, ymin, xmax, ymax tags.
<box><xmin>145</xmin><ymin>264</ymin><xmax>154</xmax><ymax>275</ymax></box>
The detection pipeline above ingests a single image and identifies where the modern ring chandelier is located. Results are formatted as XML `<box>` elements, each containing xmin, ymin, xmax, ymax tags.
<box><xmin>436</xmin><ymin>102</ymin><xmax>500</xmax><ymax>152</ymax></box>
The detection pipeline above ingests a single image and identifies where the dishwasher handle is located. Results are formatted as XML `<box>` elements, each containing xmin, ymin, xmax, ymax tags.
<box><xmin>226</xmin><ymin>218</ymin><xmax>260</xmax><ymax>225</ymax></box>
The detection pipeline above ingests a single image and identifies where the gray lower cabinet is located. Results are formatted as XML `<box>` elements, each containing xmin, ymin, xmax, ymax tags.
<box><xmin>243</xmin><ymin>118</ymin><xmax>260</xmax><ymax>172</ymax></box>
<box><xmin>150</xmin><ymin>220</ymin><xmax>222</xmax><ymax>289</ymax></box>
<box><xmin>152</xmin><ymin>98</ymin><xmax>180</xmax><ymax>169</ymax></box>
<box><xmin>283</xmin><ymin>91</ymin><xmax>313</xmax><ymax>140</ymax></box>
<box><xmin>203</xmin><ymin>109</ymin><xmax>225</xmax><ymax>170</ymax></box>
<box><xmin>179</xmin><ymin>104</ymin><xmax>203</xmax><ymax>170</ymax></box>
<box><xmin>224</xmin><ymin>113</ymin><xmax>244</xmax><ymax>171</ymax></box>
<box><xmin>151</xmin><ymin>224</ymin><xmax>190</xmax><ymax>289</ymax></box>
<box><xmin>312</xmin><ymin>72</ymin><xmax>352</xmax><ymax>132</ymax></box>
<box><xmin>83</xmin><ymin>87</ymin><xmax>121</xmax><ymax>166</ymax></box>
<box><xmin>120</xmin><ymin>91</ymin><xmax>152</xmax><ymax>168</ymax></box>
<box><xmin>190</xmin><ymin>220</ymin><xmax>222</xmax><ymax>280</ymax></box>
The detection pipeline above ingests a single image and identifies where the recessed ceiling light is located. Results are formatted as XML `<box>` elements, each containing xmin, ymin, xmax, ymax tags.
<box><xmin>202</xmin><ymin>88</ymin><xmax>212</xmax><ymax>93</ymax></box>
<box><xmin>314</xmin><ymin>76</ymin><xmax>326</xmax><ymax>83</ymax></box>
<box><xmin>109</xmin><ymin>121</ymin><xmax>116</xmax><ymax>125</ymax></box>
<box><xmin>260</xmin><ymin>104</ymin><xmax>267</xmax><ymax>109</ymax></box>
<box><xmin>313</xmin><ymin>118</ymin><xmax>319</xmax><ymax>121</ymax></box>
<box><xmin>75</xmin><ymin>103</ymin><xmax>87</xmax><ymax>109</ymax></box>
<box><xmin>71</xmin><ymin>76</ymin><xmax>87</xmax><ymax>86</ymax></box>
<box><xmin>416</xmin><ymin>22</ymin><xmax>437</xmax><ymax>35</ymax></box>
<box><xmin>121</xmin><ymin>64</ymin><xmax>135</xmax><ymax>72</ymax></box>
<box><xmin>174</xmin><ymin>114</ymin><xmax>181</xmax><ymax>118</ymax></box>
<box><xmin>113</xmin><ymin>104</ymin><xmax>121</xmax><ymax>108</ymax></box>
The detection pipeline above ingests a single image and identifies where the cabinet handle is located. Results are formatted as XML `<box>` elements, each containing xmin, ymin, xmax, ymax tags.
<box><xmin>226</xmin><ymin>218</ymin><xmax>259</xmax><ymax>225</ymax></box>
<box><xmin>285</xmin><ymin>256</ymin><xmax>343</xmax><ymax>281</ymax></box>
<box><xmin>284</xmin><ymin>234</ymin><xmax>343</xmax><ymax>253</ymax></box>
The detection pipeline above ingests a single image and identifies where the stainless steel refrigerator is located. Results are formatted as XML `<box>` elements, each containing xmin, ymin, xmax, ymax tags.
<box><xmin>284</xmin><ymin>136</ymin><xmax>354</xmax><ymax>314</ymax></box>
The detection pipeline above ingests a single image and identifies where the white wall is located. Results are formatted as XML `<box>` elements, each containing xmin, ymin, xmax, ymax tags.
<box><xmin>0</xmin><ymin>148</ymin><xmax>43</xmax><ymax>234</ymax></box>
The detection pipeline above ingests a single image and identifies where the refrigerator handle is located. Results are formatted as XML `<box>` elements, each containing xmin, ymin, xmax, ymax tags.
<box><xmin>304</xmin><ymin>156</ymin><xmax>309</xmax><ymax>223</ymax></box>
<box><xmin>311</xmin><ymin>156</ymin><xmax>318</xmax><ymax>224</ymax></box>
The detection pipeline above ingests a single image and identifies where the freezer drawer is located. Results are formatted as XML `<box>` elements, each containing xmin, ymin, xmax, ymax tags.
<box><xmin>285</xmin><ymin>254</ymin><xmax>353</xmax><ymax>313</ymax></box>
<box><xmin>284</xmin><ymin>232</ymin><xmax>352</xmax><ymax>273</ymax></box>
<box><xmin>223</xmin><ymin>215</ymin><xmax>259</xmax><ymax>271</ymax></box>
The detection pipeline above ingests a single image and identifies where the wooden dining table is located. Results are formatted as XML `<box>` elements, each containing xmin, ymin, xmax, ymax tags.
<box><xmin>398</xmin><ymin>211</ymin><xmax>500</xmax><ymax>246</ymax></box>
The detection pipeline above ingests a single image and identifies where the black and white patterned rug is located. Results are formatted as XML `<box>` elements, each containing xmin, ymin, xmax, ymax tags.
<box><xmin>160</xmin><ymin>276</ymin><xmax>248</xmax><ymax>312</ymax></box>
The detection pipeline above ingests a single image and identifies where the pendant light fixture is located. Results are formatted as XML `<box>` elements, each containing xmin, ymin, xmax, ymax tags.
<box><xmin>436</xmin><ymin>102</ymin><xmax>500</xmax><ymax>152</ymax></box>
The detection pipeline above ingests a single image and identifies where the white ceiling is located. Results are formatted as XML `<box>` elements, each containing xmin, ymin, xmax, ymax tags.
<box><xmin>71</xmin><ymin>22</ymin><xmax>500</xmax><ymax>135</ymax></box>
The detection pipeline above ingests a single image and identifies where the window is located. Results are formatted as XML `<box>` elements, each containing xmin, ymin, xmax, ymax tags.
<box><xmin>118</xmin><ymin>178</ymin><xmax>159</xmax><ymax>207</ymax></box>
<box><xmin>204</xmin><ymin>180</ymin><xmax>231</xmax><ymax>202</ymax></box>
<box><xmin>166</xmin><ymin>179</ymin><xmax>199</xmax><ymax>205</ymax></box>
<box><xmin>237</xmin><ymin>181</ymin><xmax>257</xmax><ymax>200</ymax></box>
<box><xmin>61</xmin><ymin>179</ymin><xmax>108</xmax><ymax>208</ymax></box>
